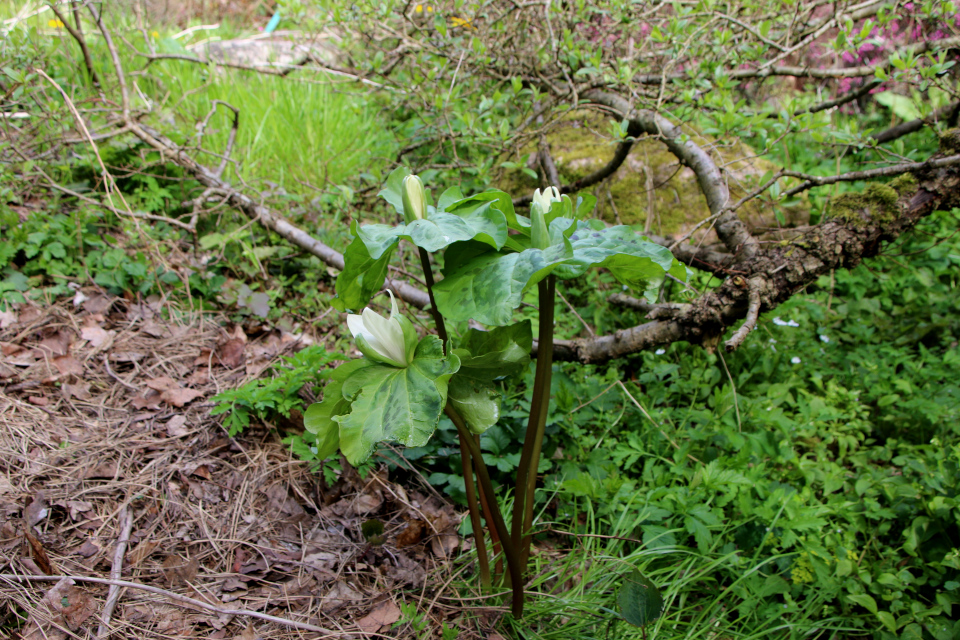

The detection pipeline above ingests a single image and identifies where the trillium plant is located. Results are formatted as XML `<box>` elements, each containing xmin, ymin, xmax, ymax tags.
<box><xmin>304</xmin><ymin>167</ymin><xmax>684</xmax><ymax>618</ymax></box>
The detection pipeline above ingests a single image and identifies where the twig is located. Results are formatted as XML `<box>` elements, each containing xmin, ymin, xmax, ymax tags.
<box><xmin>0</xmin><ymin>574</ymin><xmax>336</xmax><ymax>635</ymax></box>
<box><xmin>724</xmin><ymin>277</ymin><xmax>763</xmax><ymax>351</ymax></box>
<box><xmin>96</xmin><ymin>507</ymin><xmax>133</xmax><ymax>639</ymax></box>
<box><xmin>47</xmin><ymin>1</ymin><xmax>100</xmax><ymax>87</ymax></box>
<box><xmin>782</xmin><ymin>153</ymin><xmax>960</xmax><ymax>198</ymax></box>
<box><xmin>102</xmin><ymin>355</ymin><xmax>138</xmax><ymax>391</ymax></box>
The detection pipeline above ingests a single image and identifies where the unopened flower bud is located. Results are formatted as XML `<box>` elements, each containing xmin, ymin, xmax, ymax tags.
<box><xmin>530</xmin><ymin>186</ymin><xmax>561</xmax><ymax>250</ymax></box>
<box><xmin>402</xmin><ymin>174</ymin><xmax>427</xmax><ymax>223</ymax></box>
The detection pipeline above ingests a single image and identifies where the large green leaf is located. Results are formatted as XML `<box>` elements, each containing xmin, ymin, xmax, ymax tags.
<box><xmin>618</xmin><ymin>569</ymin><xmax>664</xmax><ymax>628</ymax></box>
<box><xmin>303</xmin><ymin>360</ymin><xmax>376</xmax><ymax>459</ymax></box>
<box><xmin>433</xmin><ymin>241</ymin><xmax>573</xmax><ymax>325</ymax></box>
<box><xmin>332</xmin><ymin>228</ymin><xmax>396</xmax><ymax>312</ymax></box>
<box><xmin>455</xmin><ymin>321</ymin><xmax>532</xmax><ymax>381</ymax></box>
<box><xmin>334</xmin><ymin>336</ymin><xmax>459</xmax><ymax>464</ymax></box>
<box><xmin>433</xmin><ymin>222</ymin><xmax>679</xmax><ymax>325</ymax></box>
<box><xmin>447</xmin><ymin>375</ymin><xmax>501</xmax><ymax>434</ymax></box>
<box><xmin>377</xmin><ymin>165</ymin><xmax>412</xmax><ymax>217</ymax></box>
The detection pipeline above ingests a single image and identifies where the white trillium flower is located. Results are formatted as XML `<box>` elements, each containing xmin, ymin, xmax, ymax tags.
<box><xmin>346</xmin><ymin>291</ymin><xmax>419</xmax><ymax>368</ymax></box>
<box><xmin>532</xmin><ymin>186</ymin><xmax>562</xmax><ymax>214</ymax></box>
<box><xmin>530</xmin><ymin>186</ymin><xmax>562</xmax><ymax>250</ymax></box>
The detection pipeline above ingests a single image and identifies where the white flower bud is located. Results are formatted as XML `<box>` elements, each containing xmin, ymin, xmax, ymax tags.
<box><xmin>402</xmin><ymin>174</ymin><xmax>427</xmax><ymax>223</ymax></box>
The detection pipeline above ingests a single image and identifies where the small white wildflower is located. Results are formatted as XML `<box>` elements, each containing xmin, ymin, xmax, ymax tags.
<box><xmin>346</xmin><ymin>291</ymin><xmax>419</xmax><ymax>368</ymax></box>
<box><xmin>791</xmin><ymin>356</ymin><xmax>801</xmax><ymax>364</ymax></box>
<box><xmin>655</xmin><ymin>348</ymin><xmax>666</xmax><ymax>355</ymax></box>
<box><xmin>773</xmin><ymin>317</ymin><xmax>800</xmax><ymax>327</ymax></box>
<box><xmin>820</xmin><ymin>334</ymin><xmax>830</xmax><ymax>343</ymax></box>
<box><xmin>768</xmin><ymin>338</ymin><xmax>777</xmax><ymax>344</ymax></box>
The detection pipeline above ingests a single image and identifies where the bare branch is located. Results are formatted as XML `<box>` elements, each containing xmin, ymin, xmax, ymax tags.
<box><xmin>869</xmin><ymin>100</ymin><xmax>960</xmax><ymax>146</ymax></box>
<box><xmin>47</xmin><ymin>2</ymin><xmax>100</xmax><ymax>87</ymax></box>
<box><xmin>724</xmin><ymin>277</ymin><xmax>764</xmax><ymax>351</ymax></box>
<box><xmin>584</xmin><ymin>90</ymin><xmax>759</xmax><ymax>260</ymax></box>
<box><xmin>783</xmin><ymin>153</ymin><xmax>960</xmax><ymax>197</ymax></box>
<box><xmin>96</xmin><ymin>506</ymin><xmax>132</xmax><ymax>639</ymax></box>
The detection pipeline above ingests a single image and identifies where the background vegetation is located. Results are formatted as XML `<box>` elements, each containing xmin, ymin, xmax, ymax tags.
<box><xmin>2</xmin><ymin>0</ymin><xmax>959</xmax><ymax>638</ymax></box>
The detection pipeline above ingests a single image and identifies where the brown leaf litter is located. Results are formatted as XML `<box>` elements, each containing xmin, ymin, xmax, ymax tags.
<box><xmin>0</xmin><ymin>295</ymin><xmax>498</xmax><ymax>639</ymax></box>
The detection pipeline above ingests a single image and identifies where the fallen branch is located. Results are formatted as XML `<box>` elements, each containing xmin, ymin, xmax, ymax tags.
<box><xmin>96</xmin><ymin>506</ymin><xmax>133</xmax><ymax>639</ymax></box>
<box><xmin>0</xmin><ymin>574</ymin><xmax>336</xmax><ymax>635</ymax></box>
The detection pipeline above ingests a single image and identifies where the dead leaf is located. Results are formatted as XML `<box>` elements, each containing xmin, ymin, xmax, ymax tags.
<box><xmin>166</xmin><ymin>415</ymin><xmax>190</xmax><ymax>437</ymax></box>
<box><xmin>353</xmin><ymin>490</ymin><xmax>383</xmax><ymax>515</ymax></box>
<box><xmin>161</xmin><ymin>387</ymin><xmax>204</xmax><ymax>407</ymax></box>
<box><xmin>62</xmin><ymin>382</ymin><xmax>92</xmax><ymax>400</ymax></box>
<box><xmin>395</xmin><ymin>520</ymin><xmax>425</xmax><ymax>548</ymax></box>
<box><xmin>234</xmin><ymin>624</ymin><xmax>258</xmax><ymax>640</ymax></box>
<box><xmin>430</xmin><ymin>532</ymin><xmax>460</xmax><ymax>558</ymax></box>
<box><xmin>125</xmin><ymin>540</ymin><xmax>160</xmax><ymax>567</ymax></box>
<box><xmin>61</xmin><ymin>500</ymin><xmax>93</xmax><ymax>521</ymax></box>
<box><xmin>20</xmin><ymin>577</ymin><xmax>95</xmax><ymax>640</ymax></box>
<box><xmin>75</xmin><ymin>540</ymin><xmax>99</xmax><ymax>558</ymax></box>
<box><xmin>0</xmin><ymin>476</ymin><xmax>14</xmax><ymax>495</ymax></box>
<box><xmin>356</xmin><ymin>600</ymin><xmax>401</xmax><ymax>634</ymax></box>
<box><xmin>388</xmin><ymin>552</ymin><xmax>426</xmax><ymax>586</ymax></box>
<box><xmin>320</xmin><ymin>581</ymin><xmax>363</xmax><ymax>612</ymax></box>
<box><xmin>109</xmin><ymin>351</ymin><xmax>145</xmax><ymax>362</ymax></box>
<box><xmin>24</xmin><ymin>528</ymin><xmax>55</xmax><ymax>574</ymax></box>
<box><xmin>145</xmin><ymin>376</ymin><xmax>178</xmax><ymax>391</ymax></box>
<box><xmin>80</xmin><ymin>461</ymin><xmax>119</xmax><ymax>479</ymax></box>
<box><xmin>162</xmin><ymin>554</ymin><xmax>199</xmax><ymax>585</ymax></box>
<box><xmin>53</xmin><ymin>355</ymin><xmax>83</xmax><ymax>376</ymax></box>
<box><xmin>38</xmin><ymin>330</ymin><xmax>71</xmax><ymax>357</ymax></box>
<box><xmin>1</xmin><ymin>341</ymin><xmax>24</xmax><ymax>356</ymax></box>
<box><xmin>82</xmin><ymin>294</ymin><xmax>112</xmax><ymax>315</ymax></box>
<box><xmin>27</xmin><ymin>396</ymin><xmax>49</xmax><ymax>406</ymax></box>
<box><xmin>17</xmin><ymin>305</ymin><xmax>42</xmax><ymax>325</ymax></box>
<box><xmin>0</xmin><ymin>308</ymin><xmax>16</xmax><ymax>329</ymax></box>
<box><xmin>218</xmin><ymin>338</ymin><xmax>246</xmax><ymax>369</ymax></box>
<box><xmin>140</xmin><ymin>320</ymin><xmax>168</xmax><ymax>338</ymax></box>
<box><xmin>24</xmin><ymin>492</ymin><xmax>48</xmax><ymax>527</ymax></box>
<box><xmin>187</xmin><ymin>367</ymin><xmax>210</xmax><ymax>385</ymax></box>
<box><xmin>80</xmin><ymin>325</ymin><xmax>113</xmax><ymax>349</ymax></box>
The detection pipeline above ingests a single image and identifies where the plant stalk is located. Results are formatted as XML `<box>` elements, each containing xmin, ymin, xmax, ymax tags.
<box><xmin>458</xmin><ymin>435</ymin><xmax>491</xmax><ymax>589</ymax></box>
<box><xmin>418</xmin><ymin>246</ymin><xmax>448</xmax><ymax>345</ymax></box>
<box><xmin>512</xmin><ymin>275</ymin><xmax>556</xmax><ymax>566</ymax></box>
<box><xmin>446</xmin><ymin>405</ymin><xmax>525</xmax><ymax>618</ymax></box>
<box><xmin>475</xmin><ymin>434</ymin><xmax>504</xmax><ymax>580</ymax></box>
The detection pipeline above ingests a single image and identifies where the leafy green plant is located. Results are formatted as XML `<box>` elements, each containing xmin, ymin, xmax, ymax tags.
<box><xmin>302</xmin><ymin>167</ymin><xmax>683</xmax><ymax>617</ymax></box>
<box><xmin>211</xmin><ymin>344</ymin><xmax>341</xmax><ymax>435</ymax></box>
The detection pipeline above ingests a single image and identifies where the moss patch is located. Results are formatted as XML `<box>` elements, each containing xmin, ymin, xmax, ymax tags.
<box><xmin>828</xmin><ymin>183</ymin><xmax>900</xmax><ymax>226</ymax></box>
<box><xmin>497</xmin><ymin>110</ymin><xmax>808</xmax><ymax>236</ymax></box>
<box><xmin>888</xmin><ymin>173</ymin><xmax>918</xmax><ymax>195</ymax></box>
<box><xmin>939</xmin><ymin>128</ymin><xmax>960</xmax><ymax>154</ymax></box>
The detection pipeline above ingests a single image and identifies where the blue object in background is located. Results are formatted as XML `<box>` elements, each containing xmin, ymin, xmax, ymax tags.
<box><xmin>264</xmin><ymin>11</ymin><xmax>281</xmax><ymax>34</ymax></box>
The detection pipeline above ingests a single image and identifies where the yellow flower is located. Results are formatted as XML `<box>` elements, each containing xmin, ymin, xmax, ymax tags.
<box><xmin>48</xmin><ymin>18</ymin><xmax>65</xmax><ymax>29</ymax></box>
<box><xmin>451</xmin><ymin>16</ymin><xmax>475</xmax><ymax>29</ymax></box>
<box><xmin>415</xmin><ymin>4</ymin><xmax>423</xmax><ymax>12</ymax></box>
<box><xmin>151</xmin><ymin>30</ymin><xmax>159</xmax><ymax>39</ymax></box>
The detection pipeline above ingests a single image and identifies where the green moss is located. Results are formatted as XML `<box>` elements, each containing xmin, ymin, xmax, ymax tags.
<box><xmin>828</xmin><ymin>183</ymin><xmax>900</xmax><ymax>226</ymax></box>
<box><xmin>939</xmin><ymin>128</ymin><xmax>960</xmax><ymax>154</ymax></box>
<box><xmin>496</xmin><ymin>109</ymin><xmax>807</xmax><ymax>234</ymax></box>
<box><xmin>888</xmin><ymin>173</ymin><xmax>918</xmax><ymax>195</ymax></box>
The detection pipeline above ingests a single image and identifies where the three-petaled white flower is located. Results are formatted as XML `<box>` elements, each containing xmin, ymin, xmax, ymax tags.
<box><xmin>532</xmin><ymin>186</ymin><xmax>561</xmax><ymax>214</ymax></box>
<box><xmin>530</xmin><ymin>186</ymin><xmax>562</xmax><ymax>250</ymax></box>
<box><xmin>347</xmin><ymin>291</ymin><xmax>419</xmax><ymax>368</ymax></box>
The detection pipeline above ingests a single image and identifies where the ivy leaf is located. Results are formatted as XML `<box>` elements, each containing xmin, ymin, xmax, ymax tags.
<box><xmin>334</xmin><ymin>336</ymin><xmax>459</xmax><ymax>464</ymax></box>
<box><xmin>618</xmin><ymin>569</ymin><xmax>664</xmax><ymax>628</ymax></box>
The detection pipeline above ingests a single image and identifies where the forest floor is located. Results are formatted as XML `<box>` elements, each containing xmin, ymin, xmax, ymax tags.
<box><xmin>0</xmin><ymin>293</ymin><xmax>489</xmax><ymax>639</ymax></box>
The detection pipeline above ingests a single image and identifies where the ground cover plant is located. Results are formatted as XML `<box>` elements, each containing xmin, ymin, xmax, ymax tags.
<box><xmin>2</xmin><ymin>0</ymin><xmax>960</xmax><ymax>638</ymax></box>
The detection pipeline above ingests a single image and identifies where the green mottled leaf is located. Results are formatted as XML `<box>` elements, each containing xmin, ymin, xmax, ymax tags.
<box><xmin>448</xmin><ymin>376</ymin><xmax>500</xmax><ymax>434</ymax></box>
<box><xmin>303</xmin><ymin>360</ymin><xmax>375</xmax><ymax>459</ymax></box>
<box><xmin>455</xmin><ymin>320</ymin><xmax>532</xmax><ymax>381</ymax></box>
<box><xmin>334</xmin><ymin>336</ymin><xmax>459</xmax><ymax>464</ymax></box>
<box><xmin>377</xmin><ymin>165</ymin><xmax>412</xmax><ymax>217</ymax></box>
<box><xmin>332</xmin><ymin>228</ymin><xmax>396</xmax><ymax>313</ymax></box>
<box><xmin>433</xmin><ymin>222</ymin><xmax>679</xmax><ymax>325</ymax></box>
<box><xmin>618</xmin><ymin>569</ymin><xmax>664</xmax><ymax>628</ymax></box>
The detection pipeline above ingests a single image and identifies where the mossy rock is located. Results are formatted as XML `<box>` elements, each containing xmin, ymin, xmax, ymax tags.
<box><xmin>498</xmin><ymin>111</ymin><xmax>808</xmax><ymax>236</ymax></box>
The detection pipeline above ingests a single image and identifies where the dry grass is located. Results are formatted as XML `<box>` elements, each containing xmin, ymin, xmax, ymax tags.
<box><xmin>0</xmin><ymin>295</ymin><xmax>492</xmax><ymax>639</ymax></box>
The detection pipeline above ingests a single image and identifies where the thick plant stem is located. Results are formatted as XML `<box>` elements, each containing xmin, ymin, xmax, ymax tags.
<box><xmin>418</xmin><ymin>247</ymin><xmax>448</xmax><ymax>345</ymax></box>
<box><xmin>458</xmin><ymin>436</ymin><xmax>491</xmax><ymax>589</ymax></box>
<box><xmin>475</xmin><ymin>434</ymin><xmax>504</xmax><ymax>580</ymax></box>
<box><xmin>512</xmin><ymin>276</ymin><xmax>556</xmax><ymax>566</ymax></box>
<box><xmin>417</xmin><ymin>247</ymin><xmax>490</xmax><ymax>585</ymax></box>
<box><xmin>446</xmin><ymin>405</ymin><xmax>525</xmax><ymax>618</ymax></box>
